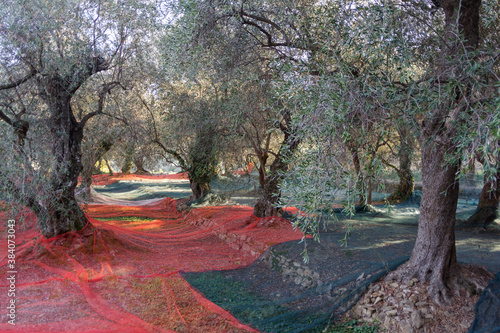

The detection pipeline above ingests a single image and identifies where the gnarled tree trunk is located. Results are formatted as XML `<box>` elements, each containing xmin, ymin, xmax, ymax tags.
<box><xmin>254</xmin><ymin>110</ymin><xmax>300</xmax><ymax>217</ymax></box>
<box><xmin>388</xmin><ymin>0</ymin><xmax>487</xmax><ymax>304</ymax></box>
<box><xmin>187</xmin><ymin>127</ymin><xmax>218</xmax><ymax>201</ymax></box>
<box><xmin>348</xmin><ymin>144</ymin><xmax>367</xmax><ymax>206</ymax></box>
<box><xmin>388</xmin><ymin>134</ymin><xmax>414</xmax><ymax>203</ymax></box>
<box><xmin>465</xmin><ymin>171</ymin><xmax>500</xmax><ymax>226</ymax></box>
<box><xmin>390</xmin><ymin>135</ymin><xmax>461</xmax><ymax>303</ymax></box>
<box><xmin>29</xmin><ymin>55</ymin><xmax>109</xmax><ymax>238</ymax></box>
<box><xmin>134</xmin><ymin>155</ymin><xmax>149</xmax><ymax>174</ymax></box>
<box><xmin>80</xmin><ymin>139</ymin><xmax>113</xmax><ymax>200</ymax></box>
<box><xmin>38</xmin><ymin>96</ymin><xmax>87</xmax><ymax>238</ymax></box>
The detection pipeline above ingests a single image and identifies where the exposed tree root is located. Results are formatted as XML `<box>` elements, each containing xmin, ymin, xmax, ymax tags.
<box><xmin>386</xmin><ymin>262</ymin><xmax>493</xmax><ymax>306</ymax></box>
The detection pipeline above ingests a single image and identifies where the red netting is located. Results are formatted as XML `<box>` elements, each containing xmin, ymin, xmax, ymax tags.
<box><xmin>0</xmin><ymin>190</ymin><xmax>304</xmax><ymax>332</ymax></box>
<box><xmin>232</xmin><ymin>163</ymin><xmax>254</xmax><ymax>176</ymax></box>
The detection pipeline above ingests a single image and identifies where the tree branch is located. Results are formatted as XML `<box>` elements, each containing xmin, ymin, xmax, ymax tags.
<box><xmin>0</xmin><ymin>69</ymin><xmax>37</xmax><ymax>91</ymax></box>
<box><xmin>79</xmin><ymin>81</ymin><xmax>121</xmax><ymax>127</ymax></box>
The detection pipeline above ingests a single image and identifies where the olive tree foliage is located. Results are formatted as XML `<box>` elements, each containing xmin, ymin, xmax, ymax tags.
<box><xmin>275</xmin><ymin>0</ymin><xmax>499</xmax><ymax>303</ymax></box>
<box><xmin>0</xmin><ymin>0</ymin><xmax>158</xmax><ymax>238</ymax></box>
<box><xmin>141</xmin><ymin>78</ymin><xmax>224</xmax><ymax>200</ymax></box>
<box><xmin>163</xmin><ymin>0</ymin><xmax>309</xmax><ymax>216</ymax></box>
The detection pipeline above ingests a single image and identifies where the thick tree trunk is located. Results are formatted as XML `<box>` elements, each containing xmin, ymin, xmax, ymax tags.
<box><xmin>388</xmin><ymin>0</ymin><xmax>485</xmax><ymax>305</ymax></box>
<box><xmin>391</xmin><ymin>139</ymin><xmax>460</xmax><ymax>303</ymax></box>
<box><xmin>35</xmin><ymin>98</ymin><xmax>87</xmax><ymax>238</ymax></box>
<box><xmin>253</xmin><ymin>110</ymin><xmax>300</xmax><ymax>217</ymax></box>
<box><xmin>134</xmin><ymin>155</ymin><xmax>149</xmax><ymax>174</ymax></box>
<box><xmin>80</xmin><ymin>139</ymin><xmax>113</xmax><ymax>200</ymax></box>
<box><xmin>465</xmin><ymin>172</ymin><xmax>500</xmax><ymax>226</ymax></box>
<box><xmin>254</xmin><ymin>172</ymin><xmax>282</xmax><ymax>217</ymax></box>
<box><xmin>122</xmin><ymin>146</ymin><xmax>134</xmax><ymax>174</ymax></box>
<box><xmin>186</xmin><ymin>128</ymin><xmax>217</xmax><ymax>201</ymax></box>
<box><xmin>189</xmin><ymin>179</ymin><xmax>211</xmax><ymax>201</ymax></box>
<box><xmin>388</xmin><ymin>144</ymin><xmax>414</xmax><ymax>203</ymax></box>
<box><xmin>349</xmin><ymin>145</ymin><xmax>366</xmax><ymax>206</ymax></box>
<box><xmin>105</xmin><ymin>159</ymin><xmax>113</xmax><ymax>175</ymax></box>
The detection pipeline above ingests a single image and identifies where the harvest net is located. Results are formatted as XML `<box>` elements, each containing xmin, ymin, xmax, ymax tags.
<box><xmin>0</xmin><ymin>174</ymin><xmax>306</xmax><ymax>332</ymax></box>
<box><xmin>3</xmin><ymin>174</ymin><xmax>496</xmax><ymax>332</ymax></box>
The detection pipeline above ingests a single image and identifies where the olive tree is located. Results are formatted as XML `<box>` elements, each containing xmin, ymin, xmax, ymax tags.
<box><xmin>0</xmin><ymin>0</ymin><xmax>157</xmax><ymax>238</ymax></box>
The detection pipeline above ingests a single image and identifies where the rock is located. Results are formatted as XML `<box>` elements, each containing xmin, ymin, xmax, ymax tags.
<box><xmin>377</xmin><ymin>312</ymin><xmax>386</xmax><ymax>323</ymax></box>
<box><xmin>383</xmin><ymin>315</ymin><xmax>392</xmax><ymax>328</ymax></box>
<box><xmin>415</xmin><ymin>301</ymin><xmax>428</xmax><ymax>308</ymax></box>
<box><xmin>411</xmin><ymin>311</ymin><xmax>424</xmax><ymax>329</ymax></box>
<box><xmin>301</xmin><ymin>279</ymin><xmax>313</xmax><ymax>288</ymax></box>
<box><xmin>399</xmin><ymin>320</ymin><xmax>415</xmax><ymax>333</ymax></box>
<box><xmin>365</xmin><ymin>306</ymin><xmax>376</xmax><ymax>316</ymax></box>
<box><xmin>387</xmin><ymin>310</ymin><xmax>398</xmax><ymax>316</ymax></box>
<box><xmin>354</xmin><ymin>305</ymin><xmax>363</xmax><ymax>317</ymax></box>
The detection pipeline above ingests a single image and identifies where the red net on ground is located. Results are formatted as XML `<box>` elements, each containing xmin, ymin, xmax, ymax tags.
<box><xmin>0</xmin><ymin>184</ymin><xmax>304</xmax><ymax>332</ymax></box>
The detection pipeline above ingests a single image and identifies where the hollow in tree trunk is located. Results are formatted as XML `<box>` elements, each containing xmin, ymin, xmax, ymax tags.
<box><xmin>188</xmin><ymin>179</ymin><xmax>211</xmax><ymax>201</ymax></box>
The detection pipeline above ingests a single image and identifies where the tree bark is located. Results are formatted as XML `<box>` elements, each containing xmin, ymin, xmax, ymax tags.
<box><xmin>105</xmin><ymin>159</ymin><xmax>113</xmax><ymax>175</ymax></box>
<box><xmin>37</xmin><ymin>96</ymin><xmax>87</xmax><ymax>238</ymax></box>
<box><xmin>348</xmin><ymin>144</ymin><xmax>366</xmax><ymax>206</ymax></box>
<box><xmin>29</xmin><ymin>55</ymin><xmax>109</xmax><ymax>238</ymax></box>
<box><xmin>80</xmin><ymin>139</ymin><xmax>113</xmax><ymax>199</ymax></box>
<box><xmin>387</xmin><ymin>0</ymin><xmax>484</xmax><ymax>304</ymax></box>
<box><xmin>134</xmin><ymin>154</ymin><xmax>149</xmax><ymax>174</ymax></box>
<box><xmin>121</xmin><ymin>146</ymin><xmax>134</xmax><ymax>174</ymax></box>
<box><xmin>189</xmin><ymin>179</ymin><xmax>211</xmax><ymax>200</ymax></box>
<box><xmin>186</xmin><ymin>127</ymin><xmax>217</xmax><ymax>201</ymax></box>
<box><xmin>465</xmin><ymin>172</ymin><xmax>500</xmax><ymax>226</ymax></box>
<box><xmin>388</xmin><ymin>135</ymin><xmax>414</xmax><ymax>203</ymax></box>
<box><xmin>254</xmin><ymin>110</ymin><xmax>300</xmax><ymax>217</ymax></box>
<box><xmin>391</xmin><ymin>137</ymin><xmax>461</xmax><ymax>303</ymax></box>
